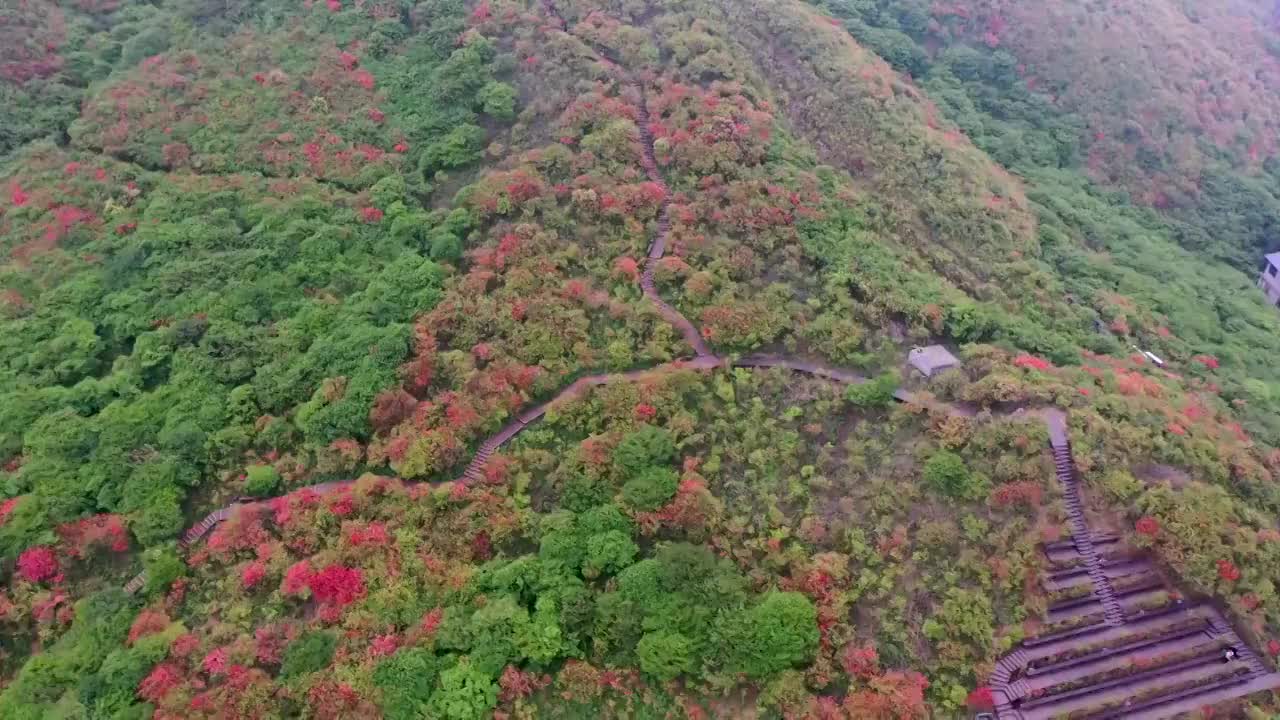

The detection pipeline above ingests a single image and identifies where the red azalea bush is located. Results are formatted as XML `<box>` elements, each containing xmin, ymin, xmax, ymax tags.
<box><xmin>127</xmin><ymin>608</ymin><xmax>171</xmax><ymax>645</ymax></box>
<box><xmin>990</xmin><ymin>481</ymin><xmax>1043</xmax><ymax>508</ymax></box>
<box><xmin>966</xmin><ymin>686</ymin><xmax>995</xmax><ymax>711</ymax></box>
<box><xmin>282</xmin><ymin>560</ymin><xmax>313</xmax><ymax>595</ymax></box>
<box><xmin>841</xmin><ymin>643</ymin><xmax>879</xmax><ymax>679</ymax></box>
<box><xmin>138</xmin><ymin>662</ymin><xmax>184</xmax><ymax>703</ymax></box>
<box><xmin>307</xmin><ymin>564</ymin><xmax>366</xmax><ymax>606</ymax></box>
<box><xmin>17</xmin><ymin>546</ymin><xmax>61</xmax><ymax>583</ymax></box>
<box><xmin>1135</xmin><ymin>516</ymin><xmax>1160</xmax><ymax>536</ymax></box>
<box><xmin>1012</xmin><ymin>354</ymin><xmax>1051</xmax><ymax>371</ymax></box>
<box><xmin>0</xmin><ymin>496</ymin><xmax>22</xmax><ymax>525</ymax></box>
<box><xmin>241</xmin><ymin>560</ymin><xmax>267</xmax><ymax>589</ymax></box>
<box><xmin>1193</xmin><ymin>355</ymin><xmax>1220</xmax><ymax>369</ymax></box>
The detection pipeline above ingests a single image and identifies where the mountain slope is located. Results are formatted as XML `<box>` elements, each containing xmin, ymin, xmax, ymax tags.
<box><xmin>822</xmin><ymin>0</ymin><xmax>1280</xmax><ymax>268</ymax></box>
<box><xmin>0</xmin><ymin>0</ymin><xmax>1277</xmax><ymax>718</ymax></box>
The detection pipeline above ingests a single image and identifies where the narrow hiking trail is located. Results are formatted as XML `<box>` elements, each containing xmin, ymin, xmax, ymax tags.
<box><xmin>125</xmin><ymin>5</ymin><xmax>1280</xmax><ymax>718</ymax></box>
<box><xmin>144</xmin><ymin>1</ymin><xmax>902</xmax><ymax>567</ymax></box>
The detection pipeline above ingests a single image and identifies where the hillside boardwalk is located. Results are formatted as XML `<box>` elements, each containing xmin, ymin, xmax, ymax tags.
<box><xmin>123</xmin><ymin>6</ymin><xmax>1280</xmax><ymax>718</ymax></box>
<box><xmin>987</xmin><ymin>410</ymin><xmax>1280</xmax><ymax>719</ymax></box>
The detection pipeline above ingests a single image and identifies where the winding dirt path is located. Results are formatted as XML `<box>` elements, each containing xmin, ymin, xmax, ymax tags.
<box><xmin>117</xmin><ymin>0</ymin><xmax>998</xmax><ymax>591</ymax></box>
<box><xmin>127</xmin><ymin>7</ymin><xmax>835</xmax><ymax>590</ymax></box>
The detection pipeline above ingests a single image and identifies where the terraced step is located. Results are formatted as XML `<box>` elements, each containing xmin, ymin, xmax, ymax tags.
<box><xmin>1020</xmin><ymin>659</ymin><xmax>1251</xmax><ymax>720</ymax></box>
<box><xmin>1020</xmin><ymin>653</ymin><xmax>1244</xmax><ymax>714</ymax></box>
<box><xmin>994</xmin><ymin>701</ymin><xmax>1019</xmax><ymax>720</ymax></box>
<box><xmin>1043</xmin><ymin>533</ymin><xmax>1121</xmax><ymax>555</ymax></box>
<box><xmin>1120</xmin><ymin>672</ymin><xmax>1280</xmax><ymax>720</ymax></box>
<box><xmin>1006</xmin><ymin>679</ymin><xmax>1032</xmax><ymax>700</ymax></box>
<box><xmin>1023</xmin><ymin>628</ymin><xmax>1219</xmax><ymax>692</ymax></box>
<box><xmin>1023</xmin><ymin>617</ymin><xmax>1112</xmax><ymax>648</ymax></box>
<box><xmin>1044</xmin><ymin>559</ymin><xmax>1152</xmax><ymax>591</ymax></box>
<box><xmin>1025</xmin><ymin>600</ymin><xmax>1203</xmax><ymax>655</ymax></box>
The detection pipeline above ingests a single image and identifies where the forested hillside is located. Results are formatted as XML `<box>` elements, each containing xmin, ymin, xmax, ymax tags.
<box><xmin>820</xmin><ymin>0</ymin><xmax>1280</xmax><ymax>268</ymax></box>
<box><xmin>0</xmin><ymin>0</ymin><xmax>1278</xmax><ymax>718</ymax></box>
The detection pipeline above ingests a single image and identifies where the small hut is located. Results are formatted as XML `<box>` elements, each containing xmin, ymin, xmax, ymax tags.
<box><xmin>908</xmin><ymin>345</ymin><xmax>960</xmax><ymax>378</ymax></box>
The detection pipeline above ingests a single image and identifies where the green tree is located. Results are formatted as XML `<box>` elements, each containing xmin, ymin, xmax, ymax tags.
<box><xmin>922</xmin><ymin>450</ymin><xmax>982</xmax><ymax>499</ymax></box>
<box><xmin>243</xmin><ymin>464</ymin><xmax>280</xmax><ymax>496</ymax></box>
<box><xmin>429</xmin><ymin>659</ymin><xmax>498</xmax><ymax>720</ymax></box>
<box><xmin>141</xmin><ymin>544</ymin><xmax>186</xmax><ymax>596</ymax></box>
<box><xmin>612</xmin><ymin>426</ymin><xmax>675</xmax><ymax>476</ymax></box>
<box><xmin>620</xmin><ymin>467</ymin><xmax>678</xmax><ymax>511</ymax></box>
<box><xmin>583</xmin><ymin>530</ymin><xmax>638</xmax><ymax>578</ymax></box>
<box><xmin>476</xmin><ymin>81</ymin><xmax>516</xmax><ymax>120</ymax></box>
<box><xmin>845</xmin><ymin>371</ymin><xmax>900</xmax><ymax>408</ymax></box>
<box><xmin>280</xmin><ymin>631</ymin><xmax>337</xmax><ymax>678</ymax></box>
<box><xmin>716</xmin><ymin>592</ymin><xmax>818</xmax><ymax>679</ymax></box>
<box><xmin>373</xmin><ymin>648</ymin><xmax>441</xmax><ymax>720</ymax></box>
<box><xmin>637</xmin><ymin>630</ymin><xmax>694</xmax><ymax>680</ymax></box>
<box><xmin>421</xmin><ymin>124</ymin><xmax>486</xmax><ymax>173</ymax></box>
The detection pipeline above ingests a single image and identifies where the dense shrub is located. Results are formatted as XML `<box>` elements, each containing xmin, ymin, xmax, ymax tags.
<box><xmin>243</xmin><ymin>465</ymin><xmax>280</xmax><ymax>497</ymax></box>
<box><xmin>922</xmin><ymin>451</ymin><xmax>978</xmax><ymax>498</ymax></box>
<box><xmin>280</xmin><ymin>631</ymin><xmax>337</xmax><ymax>678</ymax></box>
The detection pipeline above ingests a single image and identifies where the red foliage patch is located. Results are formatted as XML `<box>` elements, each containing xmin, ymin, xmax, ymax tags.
<box><xmin>308</xmin><ymin>564</ymin><xmax>366</xmax><ymax>606</ymax></box>
<box><xmin>127</xmin><ymin>608</ymin><xmax>170</xmax><ymax>645</ymax></box>
<box><xmin>633</xmin><ymin>403</ymin><xmax>657</xmax><ymax>421</ymax></box>
<box><xmin>369</xmin><ymin>633</ymin><xmax>399</xmax><ymax>658</ymax></box>
<box><xmin>966</xmin><ymin>686</ymin><xmax>995</xmax><ymax>711</ymax></box>
<box><xmin>841</xmin><ymin>643</ymin><xmax>879</xmax><ymax>679</ymax></box>
<box><xmin>1012</xmin><ymin>354</ymin><xmax>1051</xmax><ymax>371</ymax></box>
<box><xmin>1194</xmin><ymin>354</ymin><xmax>1220</xmax><ymax>369</ymax></box>
<box><xmin>498</xmin><ymin>665</ymin><xmax>549</xmax><ymax>703</ymax></box>
<box><xmin>471</xmin><ymin>531</ymin><xmax>492</xmax><ymax>561</ymax></box>
<box><xmin>0</xmin><ymin>496</ymin><xmax>21</xmax><ymax>526</ymax></box>
<box><xmin>360</xmin><ymin>206</ymin><xmax>384</xmax><ymax>223</ymax></box>
<box><xmin>241</xmin><ymin>560</ymin><xmax>267</xmax><ymax>589</ymax></box>
<box><xmin>1135</xmin><ymin>516</ymin><xmax>1160</xmax><ymax>536</ymax></box>
<box><xmin>308</xmin><ymin>681</ymin><xmax>363</xmax><ymax>720</ymax></box>
<box><xmin>17</xmin><ymin>545</ymin><xmax>61</xmax><ymax>583</ymax></box>
<box><xmin>282</xmin><ymin>560</ymin><xmax>313</xmax><ymax>595</ymax></box>
<box><xmin>255</xmin><ymin>624</ymin><xmax>294</xmax><ymax>665</ymax></box>
<box><xmin>612</xmin><ymin>256</ymin><xmax>640</xmax><ymax>282</ymax></box>
<box><xmin>991</xmin><ymin>481</ymin><xmax>1042</xmax><ymax>508</ymax></box>
<box><xmin>58</xmin><ymin>513</ymin><xmax>128</xmax><ymax>557</ymax></box>
<box><xmin>138</xmin><ymin>662</ymin><xmax>184</xmax><ymax>703</ymax></box>
<box><xmin>347</xmin><ymin>521</ymin><xmax>389</xmax><ymax>547</ymax></box>
<box><xmin>170</xmin><ymin>633</ymin><xmax>200</xmax><ymax>658</ymax></box>
<box><xmin>328</xmin><ymin>493</ymin><xmax>355</xmax><ymax>516</ymax></box>
<box><xmin>842</xmin><ymin>671</ymin><xmax>929</xmax><ymax>719</ymax></box>
<box><xmin>420</xmin><ymin>607</ymin><xmax>444</xmax><ymax>636</ymax></box>
<box><xmin>202</xmin><ymin>647</ymin><xmax>229</xmax><ymax>675</ymax></box>
<box><xmin>1217</xmin><ymin>559</ymin><xmax>1241</xmax><ymax>582</ymax></box>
